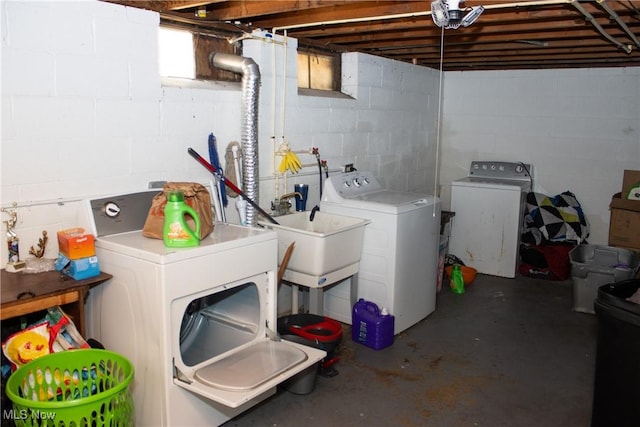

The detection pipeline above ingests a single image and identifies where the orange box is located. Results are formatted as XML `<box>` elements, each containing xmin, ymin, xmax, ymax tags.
<box><xmin>57</xmin><ymin>228</ymin><xmax>95</xmax><ymax>260</ymax></box>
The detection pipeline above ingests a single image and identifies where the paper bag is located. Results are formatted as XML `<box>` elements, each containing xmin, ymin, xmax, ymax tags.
<box><xmin>142</xmin><ymin>182</ymin><xmax>214</xmax><ymax>240</ymax></box>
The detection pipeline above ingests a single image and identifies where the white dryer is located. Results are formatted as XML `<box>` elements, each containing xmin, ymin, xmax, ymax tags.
<box><xmin>85</xmin><ymin>190</ymin><xmax>325</xmax><ymax>426</ymax></box>
<box><xmin>449</xmin><ymin>161</ymin><xmax>532</xmax><ymax>278</ymax></box>
<box><xmin>320</xmin><ymin>171</ymin><xmax>441</xmax><ymax>335</ymax></box>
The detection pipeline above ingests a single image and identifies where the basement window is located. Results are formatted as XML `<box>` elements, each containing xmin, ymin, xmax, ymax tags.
<box><xmin>159</xmin><ymin>27</ymin><xmax>194</xmax><ymax>78</ymax></box>
<box><xmin>297</xmin><ymin>48</ymin><xmax>341</xmax><ymax>93</ymax></box>
<box><xmin>158</xmin><ymin>26</ymin><xmax>240</xmax><ymax>82</ymax></box>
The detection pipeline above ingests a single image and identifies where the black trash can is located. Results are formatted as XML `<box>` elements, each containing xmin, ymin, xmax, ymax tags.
<box><xmin>591</xmin><ymin>279</ymin><xmax>640</xmax><ymax>427</ymax></box>
<box><xmin>277</xmin><ymin>314</ymin><xmax>343</xmax><ymax>394</ymax></box>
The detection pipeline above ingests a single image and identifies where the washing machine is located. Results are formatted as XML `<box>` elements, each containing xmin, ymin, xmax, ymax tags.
<box><xmin>84</xmin><ymin>190</ymin><xmax>325</xmax><ymax>426</ymax></box>
<box><xmin>320</xmin><ymin>171</ymin><xmax>441</xmax><ymax>335</ymax></box>
<box><xmin>448</xmin><ymin>161</ymin><xmax>533</xmax><ymax>278</ymax></box>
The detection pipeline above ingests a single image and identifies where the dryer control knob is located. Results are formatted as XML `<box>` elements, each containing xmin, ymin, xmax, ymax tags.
<box><xmin>104</xmin><ymin>202</ymin><xmax>121</xmax><ymax>218</ymax></box>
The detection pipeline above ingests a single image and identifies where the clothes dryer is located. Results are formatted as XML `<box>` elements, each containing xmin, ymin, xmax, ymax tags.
<box><xmin>84</xmin><ymin>190</ymin><xmax>325</xmax><ymax>426</ymax></box>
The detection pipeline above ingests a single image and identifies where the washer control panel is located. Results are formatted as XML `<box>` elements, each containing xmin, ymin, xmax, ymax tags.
<box><xmin>469</xmin><ymin>161</ymin><xmax>532</xmax><ymax>181</ymax></box>
<box><xmin>323</xmin><ymin>171</ymin><xmax>382</xmax><ymax>200</ymax></box>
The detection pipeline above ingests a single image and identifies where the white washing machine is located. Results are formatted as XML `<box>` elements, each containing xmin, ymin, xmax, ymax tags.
<box><xmin>85</xmin><ymin>190</ymin><xmax>325</xmax><ymax>427</ymax></box>
<box><xmin>449</xmin><ymin>161</ymin><xmax>533</xmax><ymax>278</ymax></box>
<box><xmin>320</xmin><ymin>171</ymin><xmax>441</xmax><ymax>335</ymax></box>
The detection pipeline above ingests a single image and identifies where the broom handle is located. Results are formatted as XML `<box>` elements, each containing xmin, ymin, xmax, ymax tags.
<box><xmin>188</xmin><ymin>148</ymin><xmax>279</xmax><ymax>225</ymax></box>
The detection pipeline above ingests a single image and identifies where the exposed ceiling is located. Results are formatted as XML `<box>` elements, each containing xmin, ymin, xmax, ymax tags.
<box><xmin>105</xmin><ymin>0</ymin><xmax>640</xmax><ymax>71</ymax></box>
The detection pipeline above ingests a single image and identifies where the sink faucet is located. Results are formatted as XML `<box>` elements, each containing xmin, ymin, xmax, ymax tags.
<box><xmin>280</xmin><ymin>192</ymin><xmax>302</xmax><ymax>202</ymax></box>
<box><xmin>271</xmin><ymin>192</ymin><xmax>302</xmax><ymax>216</ymax></box>
<box><xmin>309</xmin><ymin>205</ymin><xmax>320</xmax><ymax>221</ymax></box>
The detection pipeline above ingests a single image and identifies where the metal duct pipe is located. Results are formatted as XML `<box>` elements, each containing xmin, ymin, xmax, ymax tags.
<box><xmin>571</xmin><ymin>0</ymin><xmax>633</xmax><ymax>54</ymax></box>
<box><xmin>597</xmin><ymin>0</ymin><xmax>640</xmax><ymax>49</ymax></box>
<box><xmin>209</xmin><ymin>53</ymin><xmax>261</xmax><ymax>226</ymax></box>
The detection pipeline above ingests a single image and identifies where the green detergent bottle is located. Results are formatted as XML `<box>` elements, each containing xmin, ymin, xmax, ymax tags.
<box><xmin>450</xmin><ymin>263</ymin><xmax>465</xmax><ymax>294</ymax></box>
<box><xmin>163</xmin><ymin>191</ymin><xmax>201</xmax><ymax>248</ymax></box>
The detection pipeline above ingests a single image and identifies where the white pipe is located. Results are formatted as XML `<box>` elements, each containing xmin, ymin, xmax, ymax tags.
<box><xmin>271</xmin><ymin>0</ymin><xmax>571</xmax><ymax>31</ymax></box>
<box><xmin>232</xmin><ymin>144</ymin><xmax>242</xmax><ymax>191</ymax></box>
<box><xmin>597</xmin><ymin>0</ymin><xmax>640</xmax><ymax>48</ymax></box>
<box><xmin>1</xmin><ymin>197</ymin><xmax>82</xmax><ymax>209</ymax></box>
<box><xmin>280</xmin><ymin>30</ymin><xmax>287</xmax><ymax>150</ymax></box>
<box><xmin>433</xmin><ymin>25</ymin><xmax>445</xmax><ymax>218</ymax></box>
<box><xmin>272</xmin><ymin>34</ymin><xmax>278</xmax><ymax>194</ymax></box>
<box><xmin>275</xmin><ymin>149</ymin><xmax>313</xmax><ymax>156</ymax></box>
<box><xmin>236</xmin><ymin>199</ymin><xmax>247</xmax><ymax>226</ymax></box>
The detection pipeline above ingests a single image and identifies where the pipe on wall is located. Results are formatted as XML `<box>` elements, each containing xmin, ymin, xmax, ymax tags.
<box><xmin>596</xmin><ymin>0</ymin><xmax>640</xmax><ymax>48</ymax></box>
<box><xmin>209</xmin><ymin>53</ymin><xmax>261</xmax><ymax>226</ymax></box>
<box><xmin>571</xmin><ymin>0</ymin><xmax>633</xmax><ymax>54</ymax></box>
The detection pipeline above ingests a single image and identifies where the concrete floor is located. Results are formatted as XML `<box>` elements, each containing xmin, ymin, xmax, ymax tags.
<box><xmin>223</xmin><ymin>274</ymin><xmax>598</xmax><ymax>427</ymax></box>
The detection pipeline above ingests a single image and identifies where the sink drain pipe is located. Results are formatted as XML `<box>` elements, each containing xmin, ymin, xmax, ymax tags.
<box><xmin>209</xmin><ymin>53</ymin><xmax>262</xmax><ymax>226</ymax></box>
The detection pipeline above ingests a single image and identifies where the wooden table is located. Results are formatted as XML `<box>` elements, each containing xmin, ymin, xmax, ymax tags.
<box><xmin>1</xmin><ymin>269</ymin><xmax>112</xmax><ymax>336</ymax></box>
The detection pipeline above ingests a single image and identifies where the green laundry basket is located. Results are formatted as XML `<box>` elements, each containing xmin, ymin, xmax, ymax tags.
<box><xmin>5</xmin><ymin>349</ymin><xmax>134</xmax><ymax>427</ymax></box>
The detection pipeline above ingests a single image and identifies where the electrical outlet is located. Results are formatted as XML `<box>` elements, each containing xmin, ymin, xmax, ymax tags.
<box><xmin>342</xmin><ymin>164</ymin><xmax>355</xmax><ymax>173</ymax></box>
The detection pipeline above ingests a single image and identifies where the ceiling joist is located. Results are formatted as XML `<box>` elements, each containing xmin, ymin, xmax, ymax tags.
<box><xmin>104</xmin><ymin>0</ymin><xmax>640</xmax><ymax>71</ymax></box>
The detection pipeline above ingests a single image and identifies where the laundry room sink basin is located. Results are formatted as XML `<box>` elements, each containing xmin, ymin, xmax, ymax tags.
<box><xmin>258</xmin><ymin>211</ymin><xmax>369</xmax><ymax>279</ymax></box>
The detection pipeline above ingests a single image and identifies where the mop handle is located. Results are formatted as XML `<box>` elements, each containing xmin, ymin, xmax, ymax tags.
<box><xmin>188</xmin><ymin>148</ymin><xmax>279</xmax><ymax>224</ymax></box>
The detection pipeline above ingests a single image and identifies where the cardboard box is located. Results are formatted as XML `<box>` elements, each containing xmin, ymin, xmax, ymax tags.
<box><xmin>621</xmin><ymin>169</ymin><xmax>640</xmax><ymax>200</ymax></box>
<box><xmin>609</xmin><ymin>169</ymin><xmax>640</xmax><ymax>251</ymax></box>
<box><xmin>57</xmin><ymin>228</ymin><xmax>95</xmax><ymax>260</ymax></box>
<box><xmin>55</xmin><ymin>254</ymin><xmax>100</xmax><ymax>280</ymax></box>
<box><xmin>609</xmin><ymin>194</ymin><xmax>640</xmax><ymax>249</ymax></box>
<box><xmin>67</xmin><ymin>256</ymin><xmax>100</xmax><ymax>280</ymax></box>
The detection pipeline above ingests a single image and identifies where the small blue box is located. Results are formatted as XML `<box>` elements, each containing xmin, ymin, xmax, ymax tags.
<box><xmin>56</xmin><ymin>254</ymin><xmax>100</xmax><ymax>280</ymax></box>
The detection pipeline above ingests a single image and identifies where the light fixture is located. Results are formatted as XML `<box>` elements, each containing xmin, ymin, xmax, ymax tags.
<box><xmin>431</xmin><ymin>0</ymin><xmax>484</xmax><ymax>29</ymax></box>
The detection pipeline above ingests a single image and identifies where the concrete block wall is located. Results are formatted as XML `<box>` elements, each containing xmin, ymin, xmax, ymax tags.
<box><xmin>1</xmin><ymin>0</ymin><xmax>438</xmax><ymax>262</ymax></box>
<box><xmin>440</xmin><ymin>68</ymin><xmax>640</xmax><ymax>245</ymax></box>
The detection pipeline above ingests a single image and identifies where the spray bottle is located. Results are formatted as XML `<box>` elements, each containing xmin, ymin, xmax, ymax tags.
<box><xmin>450</xmin><ymin>263</ymin><xmax>465</xmax><ymax>294</ymax></box>
<box><xmin>163</xmin><ymin>191</ymin><xmax>201</xmax><ymax>248</ymax></box>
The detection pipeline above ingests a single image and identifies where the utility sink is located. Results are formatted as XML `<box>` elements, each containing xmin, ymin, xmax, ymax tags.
<box><xmin>258</xmin><ymin>211</ymin><xmax>370</xmax><ymax>282</ymax></box>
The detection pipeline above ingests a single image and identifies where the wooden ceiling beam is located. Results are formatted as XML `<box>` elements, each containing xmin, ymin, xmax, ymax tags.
<box><xmin>104</xmin><ymin>1</ymin><xmax>221</xmax><ymax>12</ymax></box>
<box><xmin>100</xmin><ymin>0</ymin><xmax>640</xmax><ymax>71</ymax></box>
<box><xmin>193</xmin><ymin>1</ymin><xmax>418</xmax><ymax>22</ymax></box>
<box><xmin>331</xmin><ymin>27</ymin><xmax>637</xmax><ymax>50</ymax></box>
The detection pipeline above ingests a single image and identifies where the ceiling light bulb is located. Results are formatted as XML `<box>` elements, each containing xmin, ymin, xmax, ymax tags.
<box><xmin>431</xmin><ymin>0</ymin><xmax>449</xmax><ymax>27</ymax></box>
<box><xmin>448</xmin><ymin>0</ymin><xmax>462</xmax><ymax>10</ymax></box>
<box><xmin>461</xmin><ymin>6</ymin><xmax>484</xmax><ymax>27</ymax></box>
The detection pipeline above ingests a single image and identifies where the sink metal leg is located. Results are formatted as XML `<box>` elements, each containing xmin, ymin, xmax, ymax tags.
<box><xmin>350</xmin><ymin>273</ymin><xmax>358</xmax><ymax>309</ymax></box>
<box><xmin>292</xmin><ymin>284</ymin><xmax>299</xmax><ymax>314</ymax></box>
<box><xmin>285</xmin><ymin>273</ymin><xmax>358</xmax><ymax>317</ymax></box>
<box><xmin>308</xmin><ymin>288</ymin><xmax>324</xmax><ymax>315</ymax></box>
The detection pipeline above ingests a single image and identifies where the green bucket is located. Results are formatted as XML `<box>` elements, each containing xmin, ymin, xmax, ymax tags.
<box><xmin>5</xmin><ymin>349</ymin><xmax>134</xmax><ymax>427</ymax></box>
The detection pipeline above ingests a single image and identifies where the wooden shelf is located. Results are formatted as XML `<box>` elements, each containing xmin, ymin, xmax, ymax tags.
<box><xmin>1</xmin><ymin>269</ymin><xmax>112</xmax><ymax>336</ymax></box>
